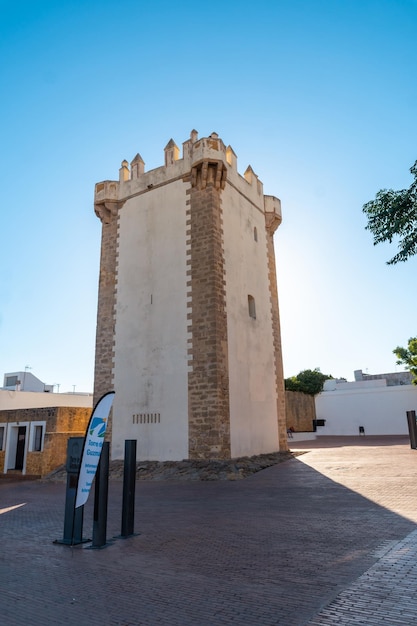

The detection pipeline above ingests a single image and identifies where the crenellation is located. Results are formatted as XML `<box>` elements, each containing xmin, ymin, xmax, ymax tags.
<box><xmin>244</xmin><ymin>165</ymin><xmax>257</xmax><ymax>184</ymax></box>
<box><xmin>182</xmin><ymin>129</ymin><xmax>198</xmax><ymax>163</ymax></box>
<box><xmin>119</xmin><ymin>159</ymin><xmax>130</xmax><ymax>182</ymax></box>
<box><xmin>226</xmin><ymin>145</ymin><xmax>237</xmax><ymax>168</ymax></box>
<box><xmin>130</xmin><ymin>153</ymin><xmax>145</xmax><ymax>179</ymax></box>
<box><xmin>94</xmin><ymin>130</ymin><xmax>269</xmax><ymax>212</ymax></box>
<box><xmin>164</xmin><ymin>139</ymin><xmax>180</xmax><ymax>166</ymax></box>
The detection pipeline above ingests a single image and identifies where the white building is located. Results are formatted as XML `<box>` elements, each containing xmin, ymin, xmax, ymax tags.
<box><xmin>315</xmin><ymin>374</ymin><xmax>417</xmax><ymax>436</ymax></box>
<box><xmin>93</xmin><ymin>130</ymin><xmax>287</xmax><ymax>461</ymax></box>
<box><xmin>0</xmin><ymin>389</ymin><xmax>93</xmax><ymax>411</ymax></box>
<box><xmin>3</xmin><ymin>371</ymin><xmax>54</xmax><ymax>392</ymax></box>
<box><xmin>0</xmin><ymin>377</ymin><xmax>93</xmax><ymax>477</ymax></box>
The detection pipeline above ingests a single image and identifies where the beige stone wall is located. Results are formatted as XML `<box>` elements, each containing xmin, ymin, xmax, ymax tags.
<box><xmin>26</xmin><ymin>431</ymin><xmax>85</xmax><ymax>476</ymax></box>
<box><xmin>285</xmin><ymin>391</ymin><xmax>316</xmax><ymax>432</ymax></box>
<box><xmin>93</xmin><ymin>204</ymin><xmax>120</xmax><ymax>444</ymax></box>
<box><xmin>56</xmin><ymin>406</ymin><xmax>91</xmax><ymax>432</ymax></box>
<box><xmin>1</xmin><ymin>407</ymin><xmax>55</xmax><ymax>430</ymax></box>
<box><xmin>187</xmin><ymin>162</ymin><xmax>231</xmax><ymax>459</ymax></box>
<box><xmin>266</xmin><ymin>228</ymin><xmax>288</xmax><ymax>451</ymax></box>
<box><xmin>0</xmin><ymin>406</ymin><xmax>90</xmax><ymax>476</ymax></box>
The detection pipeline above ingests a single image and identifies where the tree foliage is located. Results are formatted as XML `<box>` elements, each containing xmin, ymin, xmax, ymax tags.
<box><xmin>362</xmin><ymin>160</ymin><xmax>417</xmax><ymax>264</ymax></box>
<box><xmin>393</xmin><ymin>337</ymin><xmax>417</xmax><ymax>385</ymax></box>
<box><xmin>284</xmin><ymin>368</ymin><xmax>333</xmax><ymax>396</ymax></box>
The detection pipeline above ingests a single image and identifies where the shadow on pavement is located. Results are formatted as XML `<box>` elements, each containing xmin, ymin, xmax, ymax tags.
<box><xmin>290</xmin><ymin>434</ymin><xmax>410</xmax><ymax>448</ymax></box>
<box><xmin>0</xmin><ymin>443</ymin><xmax>416</xmax><ymax>626</ymax></box>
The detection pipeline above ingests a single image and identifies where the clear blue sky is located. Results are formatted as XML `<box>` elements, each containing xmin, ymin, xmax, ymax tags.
<box><xmin>1</xmin><ymin>0</ymin><xmax>416</xmax><ymax>392</ymax></box>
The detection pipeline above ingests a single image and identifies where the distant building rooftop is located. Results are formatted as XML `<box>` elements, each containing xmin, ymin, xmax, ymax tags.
<box><xmin>322</xmin><ymin>369</ymin><xmax>412</xmax><ymax>392</ymax></box>
<box><xmin>2</xmin><ymin>371</ymin><xmax>54</xmax><ymax>393</ymax></box>
<box><xmin>354</xmin><ymin>369</ymin><xmax>412</xmax><ymax>386</ymax></box>
<box><xmin>2</xmin><ymin>371</ymin><xmax>92</xmax><ymax>395</ymax></box>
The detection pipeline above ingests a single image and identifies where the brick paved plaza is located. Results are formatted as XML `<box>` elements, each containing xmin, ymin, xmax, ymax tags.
<box><xmin>1</xmin><ymin>436</ymin><xmax>417</xmax><ymax>625</ymax></box>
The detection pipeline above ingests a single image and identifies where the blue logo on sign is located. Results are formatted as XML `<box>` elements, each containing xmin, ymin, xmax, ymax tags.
<box><xmin>89</xmin><ymin>417</ymin><xmax>107</xmax><ymax>438</ymax></box>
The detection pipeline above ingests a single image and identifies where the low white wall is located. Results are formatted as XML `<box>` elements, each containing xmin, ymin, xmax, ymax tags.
<box><xmin>0</xmin><ymin>390</ymin><xmax>93</xmax><ymax>411</ymax></box>
<box><xmin>287</xmin><ymin>432</ymin><xmax>317</xmax><ymax>442</ymax></box>
<box><xmin>315</xmin><ymin>384</ymin><xmax>417</xmax><ymax>435</ymax></box>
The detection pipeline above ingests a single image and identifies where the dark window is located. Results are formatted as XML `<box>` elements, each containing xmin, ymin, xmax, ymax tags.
<box><xmin>5</xmin><ymin>375</ymin><xmax>18</xmax><ymax>387</ymax></box>
<box><xmin>248</xmin><ymin>295</ymin><xmax>256</xmax><ymax>319</ymax></box>
<box><xmin>0</xmin><ymin>427</ymin><xmax>4</xmax><ymax>451</ymax></box>
<box><xmin>34</xmin><ymin>425</ymin><xmax>43</xmax><ymax>452</ymax></box>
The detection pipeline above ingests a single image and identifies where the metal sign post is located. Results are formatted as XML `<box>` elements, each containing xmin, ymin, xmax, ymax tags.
<box><xmin>91</xmin><ymin>441</ymin><xmax>110</xmax><ymax>548</ymax></box>
<box><xmin>121</xmin><ymin>439</ymin><xmax>137</xmax><ymax>538</ymax></box>
<box><xmin>54</xmin><ymin>437</ymin><xmax>89</xmax><ymax>545</ymax></box>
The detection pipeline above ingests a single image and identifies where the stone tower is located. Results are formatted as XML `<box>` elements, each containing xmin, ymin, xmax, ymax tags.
<box><xmin>93</xmin><ymin>130</ymin><xmax>287</xmax><ymax>460</ymax></box>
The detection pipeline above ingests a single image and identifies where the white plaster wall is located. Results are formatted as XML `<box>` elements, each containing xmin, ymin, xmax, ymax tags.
<box><xmin>0</xmin><ymin>390</ymin><xmax>93</xmax><ymax>410</ymax></box>
<box><xmin>288</xmin><ymin>432</ymin><xmax>317</xmax><ymax>442</ymax></box>
<box><xmin>112</xmin><ymin>180</ymin><xmax>189</xmax><ymax>461</ymax></box>
<box><xmin>222</xmin><ymin>184</ymin><xmax>279</xmax><ymax>456</ymax></box>
<box><xmin>315</xmin><ymin>385</ymin><xmax>417</xmax><ymax>435</ymax></box>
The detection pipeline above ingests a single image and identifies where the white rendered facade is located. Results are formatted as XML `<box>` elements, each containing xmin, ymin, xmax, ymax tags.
<box><xmin>316</xmin><ymin>378</ymin><xmax>417</xmax><ymax>436</ymax></box>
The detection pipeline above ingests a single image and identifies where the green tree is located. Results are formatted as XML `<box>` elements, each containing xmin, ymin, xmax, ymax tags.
<box><xmin>362</xmin><ymin>160</ymin><xmax>417</xmax><ymax>265</ymax></box>
<box><xmin>284</xmin><ymin>368</ymin><xmax>333</xmax><ymax>396</ymax></box>
<box><xmin>393</xmin><ymin>337</ymin><xmax>417</xmax><ymax>384</ymax></box>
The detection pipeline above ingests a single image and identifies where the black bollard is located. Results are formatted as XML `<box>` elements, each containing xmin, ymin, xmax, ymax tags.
<box><xmin>121</xmin><ymin>440</ymin><xmax>137</xmax><ymax>537</ymax></box>
<box><xmin>406</xmin><ymin>411</ymin><xmax>417</xmax><ymax>449</ymax></box>
<box><xmin>92</xmin><ymin>441</ymin><xmax>110</xmax><ymax>548</ymax></box>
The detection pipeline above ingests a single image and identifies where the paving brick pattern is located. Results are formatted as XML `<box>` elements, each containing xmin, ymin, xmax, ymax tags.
<box><xmin>1</xmin><ymin>436</ymin><xmax>417</xmax><ymax>625</ymax></box>
<box><xmin>306</xmin><ymin>529</ymin><xmax>417</xmax><ymax>625</ymax></box>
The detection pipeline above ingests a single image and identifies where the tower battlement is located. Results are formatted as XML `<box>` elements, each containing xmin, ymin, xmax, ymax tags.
<box><xmin>95</xmin><ymin>130</ymin><xmax>281</xmax><ymax>223</ymax></box>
